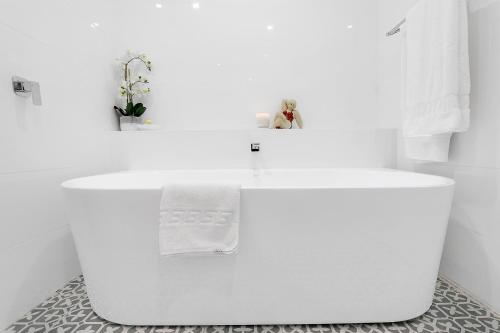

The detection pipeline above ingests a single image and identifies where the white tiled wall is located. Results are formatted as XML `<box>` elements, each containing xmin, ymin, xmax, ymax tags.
<box><xmin>0</xmin><ymin>1</ymin><xmax>119</xmax><ymax>327</ymax></box>
<box><xmin>378</xmin><ymin>0</ymin><xmax>500</xmax><ymax>313</ymax></box>
<box><xmin>376</xmin><ymin>0</ymin><xmax>418</xmax><ymax>129</ymax></box>
<box><xmin>86</xmin><ymin>0</ymin><xmax>381</xmax><ymax>130</ymax></box>
<box><xmin>110</xmin><ymin>129</ymin><xmax>396</xmax><ymax>171</ymax></box>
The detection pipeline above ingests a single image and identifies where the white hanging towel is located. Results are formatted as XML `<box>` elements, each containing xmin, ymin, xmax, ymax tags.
<box><xmin>402</xmin><ymin>0</ymin><xmax>470</xmax><ymax>162</ymax></box>
<box><xmin>159</xmin><ymin>183</ymin><xmax>240</xmax><ymax>256</ymax></box>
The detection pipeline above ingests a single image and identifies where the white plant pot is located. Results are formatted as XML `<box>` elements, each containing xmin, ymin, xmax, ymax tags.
<box><xmin>120</xmin><ymin>116</ymin><xmax>143</xmax><ymax>131</ymax></box>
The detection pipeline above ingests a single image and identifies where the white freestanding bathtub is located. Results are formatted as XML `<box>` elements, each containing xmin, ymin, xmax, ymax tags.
<box><xmin>62</xmin><ymin>168</ymin><xmax>455</xmax><ymax>326</ymax></box>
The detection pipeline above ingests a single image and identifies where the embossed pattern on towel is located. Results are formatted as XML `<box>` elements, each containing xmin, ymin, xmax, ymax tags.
<box><xmin>159</xmin><ymin>183</ymin><xmax>240</xmax><ymax>255</ymax></box>
<box><xmin>161</xmin><ymin>210</ymin><xmax>236</xmax><ymax>225</ymax></box>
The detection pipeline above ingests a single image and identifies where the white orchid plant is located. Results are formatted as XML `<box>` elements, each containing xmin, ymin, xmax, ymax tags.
<box><xmin>114</xmin><ymin>51</ymin><xmax>152</xmax><ymax>118</ymax></box>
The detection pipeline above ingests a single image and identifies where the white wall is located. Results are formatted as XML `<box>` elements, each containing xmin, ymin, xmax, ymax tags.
<box><xmin>90</xmin><ymin>0</ymin><xmax>381</xmax><ymax>130</ymax></box>
<box><xmin>110</xmin><ymin>130</ymin><xmax>396</xmax><ymax>171</ymax></box>
<box><xmin>376</xmin><ymin>0</ymin><xmax>417</xmax><ymax>129</ymax></box>
<box><xmin>103</xmin><ymin>0</ymin><xmax>395</xmax><ymax>173</ymax></box>
<box><xmin>378</xmin><ymin>0</ymin><xmax>500</xmax><ymax>312</ymax></box>
<box><xmin>0</xmin><ymin>1</ymin><xmax>119</xmax><ymax>328</ymax></box>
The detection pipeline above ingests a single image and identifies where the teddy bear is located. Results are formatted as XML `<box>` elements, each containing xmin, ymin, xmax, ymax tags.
<box><xmin>273</xmin><ymin>99</ymin><xmax>303</xmax><ymax>129</ymax></box>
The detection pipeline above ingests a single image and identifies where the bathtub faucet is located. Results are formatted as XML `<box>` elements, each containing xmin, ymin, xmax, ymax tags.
<box><xmin>250</xmin><ymin>143</ymin><xmax>260</xmax><ymax>152</ymax></box>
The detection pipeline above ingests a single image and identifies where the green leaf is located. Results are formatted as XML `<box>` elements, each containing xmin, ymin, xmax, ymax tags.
<box><xmin>133</xmin><ymin>103</ymin><xmax>147</xmax><ymax>117</ymax></box>
<box><xmin>125</xmin><ymin>102</ymin><xmax>134</xmax><ymax>116</ymax></box>
<box><xmin>114</xmin><ymin>106</ymin><xmax>126</xmax><ymax>116</ymax></box>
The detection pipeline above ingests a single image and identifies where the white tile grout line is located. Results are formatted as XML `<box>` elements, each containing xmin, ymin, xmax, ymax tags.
<box><xmin>438</xmin><ymin>273</ymin><xmax>500</xmax><ymax>318</ymax></box>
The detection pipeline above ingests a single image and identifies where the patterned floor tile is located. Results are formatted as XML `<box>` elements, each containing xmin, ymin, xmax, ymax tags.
<box><xmin>4</xmin><ymin>277</ymin><xmax>500</xmax><ymax>333</ymax></box>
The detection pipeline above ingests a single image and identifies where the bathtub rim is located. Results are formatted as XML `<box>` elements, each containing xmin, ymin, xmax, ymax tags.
<box><xmin>61</xmin><ymin>168</ymin><xmax>455</xmax><ymax>191</ymax></box>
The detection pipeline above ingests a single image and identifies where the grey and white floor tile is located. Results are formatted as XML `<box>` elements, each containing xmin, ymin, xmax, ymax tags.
<box><xmin>5</xmin><ymin>276</ymin><xmax>500</xmax><ymax>333</ymax></box>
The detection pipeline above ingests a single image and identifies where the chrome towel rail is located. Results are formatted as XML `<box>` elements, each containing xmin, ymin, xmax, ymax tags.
<box><xmin>386</xmin><ymin>18</ymin><xmax>406</xmax><ymax>37</ymax></box>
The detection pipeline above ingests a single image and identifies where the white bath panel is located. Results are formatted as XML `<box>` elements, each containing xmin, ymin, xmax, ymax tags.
<box><xmin>61</xmin><ymin>168</ymin><xmax>453</xmax><ymax>325</ymax></box>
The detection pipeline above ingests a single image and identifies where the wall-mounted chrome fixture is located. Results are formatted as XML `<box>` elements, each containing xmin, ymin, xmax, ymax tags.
<box><xmin>386</xmin><ymin>18</ymin><xmax>406</xmax><ymax>37</ymax></box>
<box><xmin>250</xmin><ymin>143</ymin><xmax>260</xmax><ymax>152</ymax></box>
<box><xmin>12</xmin><ymin>76</ymin><xmax>42</xmax><ymax>106</ymax></box>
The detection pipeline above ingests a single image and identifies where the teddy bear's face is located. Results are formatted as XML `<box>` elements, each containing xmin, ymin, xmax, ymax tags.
<box><xmin>286</xmin><ymin>100</ymin><xmax>297</xmax><ymax>111</ymax></box>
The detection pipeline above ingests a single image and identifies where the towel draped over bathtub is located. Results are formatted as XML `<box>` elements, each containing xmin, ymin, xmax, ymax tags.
<box><xmin>402</xmin><ymin>0</ymin><xmax>470</xmax><ymax>162</ymax></box>
<box><xmin>159</xmin><ymin>183</ymin><xmax>240</xmax><ymax>256</ymax></box>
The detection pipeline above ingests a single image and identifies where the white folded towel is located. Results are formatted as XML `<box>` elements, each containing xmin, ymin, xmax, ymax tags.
<box><xmin>402</xmin><ymin>0</ymin><xmax>470</xmax><ymax>162</ymax></box>
<box><xmin>159</xmin><ymin>183</ymin><xmax>240</xmax><ymax>256</ymax></box>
